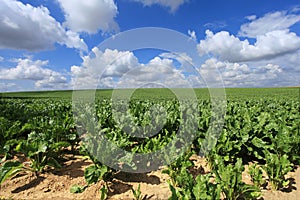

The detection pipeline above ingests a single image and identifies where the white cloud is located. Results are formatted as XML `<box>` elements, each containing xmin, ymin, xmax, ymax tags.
<box><xmin>245</xmin><ymin>15</ymin><xmax>257</xmax><ymax>21</ymax></box>
<box><xmin>188</xmin><ymin>30</ymin><xmax>197</xmax><ymax>41</ymax></box>
<box><xmin>0</xmin><ymin>58</ymin><xmax>68</xmax><ymax>89</ymax></box>
<box><xmin>200</xmin><ymin>58</ymin><xmax>287</xmax><ymax>87</ymax></box>
<box><xmin>71</xmin><ymin>48</ymin><xmax>139</xmax><ymax>89</ymax></box>
<box><xmin>203</xmin><ymin>21</ymin><xmax>227</xmax><ymax>30</ymax></box>
<box><xmin>197</xmin><ymin>9</ymin><xmax>300</xmax><ymax>87</ymax></box>
<box><xmin>198</xmin><ymin>29</ymin><xmax>300</xmax><ymax>62</ymax></box>
<box><xmin>121</xmin><ymin>57</ymin><xmax>176</xmax><ymax>83</ymax></box>
<box><xmin>239</xmin><ymin>11</ymin><xmax>300</xmax><ymax>38</ymax></box>
<box><xmin>35</xmin><ymin>76</ymin><xmax>68</xmax><ymax>89</ymax></box>
<box><xmin>0</xmin><ymin>56</ymin><xmax>3</xmax><ymax>62</ymax></box>
<box><xmin>0</xmin><ymin>0</ymin><xmax>87</xmax><ymax>51</ymax></box>
<box><xmin>159</xmin><ymin>52</ymin><xmax>198</xmax><ymax>77</ymax></box>
<box><xmin>71</xmin><ymin>47</ymin><xmax>192</xmax><ymax>89</ymax></box>
<box><xmin>258</xmin><ymin>50</ymin><xmax>300</xmax><ymax>86</ymax></box>
<box><xmin>291</xmin><ymin>6</ymin><xmax>300</xmax><ymax>13</ymax></box>
<box><xmin>131</xmin><ymin>0</ymin><xmax>188</xmax><ymax>13</ymax></box>
<box><xmin>117</xmin><ymin>56</ymin><xmax>189</xmax><ymax>88</ymax></box>
<box><xmin>160</xmin><ymin>52</ymin><xmax>193</xmax><ymax>66</ymax></box>
<box><xmin>57</xmin><ymin>0</ymin><xmax>119</xmax><ymax>34</ymax></box>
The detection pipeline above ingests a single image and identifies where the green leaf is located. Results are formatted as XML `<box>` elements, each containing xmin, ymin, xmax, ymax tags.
<box><xmin>224</xmin><ymin>155</ymin><xmax>230</xmax><ymax>162</ymax></box>
<box><xmin>38</xmin><ymin>142</ymin><xmax>48</xmax><ymax>153</ymax></box>
<box><xmin>251</xmin><ymin>137</ymin><xmax>267</xmax><ymax>148</ymax></box>
<box><xmin>193</xmin><ymin>174</ymin><xmax>220</xmax><ymax>200</ymax></box>
<box><xmin>70</xmin><ymin>184</ymin><xmax>86</xmax><ymax>193</ymax></box>
<box><xmin>47</xmin><ymin>157</ymin><xmax>62</xmax><ymax>169</ymax></box>
<box><xmin>0</xmin><ymin>161</ymin><xmax>23</xmax><ymax>185</ymax></box>
<box><xmin>131</xmin><ymin>183</ymin><xmax>143</xmax><ymax>200</ymax></box>
<box><xmin>263</xmin><ymin>152</ymin><xmax>293</xmax><ymax>190</ymax></box>
<box><xmin>84</xmin><ymin>164</ymin><xmax>109</xmax><ymax>185</ymax></box>
<box><xmin>282</xmin><ymin>180</ymin><xmax>290</xmax><ymax>187</ymax></box>
<box><xmin>100</xmin><ymin>184</ymin><xmax>108</xmax><ymax>200</ymax></box>
<box><xmin>52</xmin><ymin>141</ymin><xmax>70</xmax><ymax>149</ymax></box>
<box><xmin>168</xmin><ymin>183</ymin><xmax>179</xmax><ymax>200</ymax></box>
<box><xmin>84</xmin><ymin>165</ymin><xmax>100</xmax><ymax>185</ymax></box>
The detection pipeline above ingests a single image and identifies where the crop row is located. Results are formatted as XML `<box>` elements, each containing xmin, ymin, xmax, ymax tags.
<box><xmin>0</xmin><ymin>97</ymin><xmax>299</xmax><ymax>199</ymax></box>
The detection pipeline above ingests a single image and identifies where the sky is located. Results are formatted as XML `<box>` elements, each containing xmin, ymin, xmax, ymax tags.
<box><xmin>0</xmin><ymin>0</ymin><xmax>300</xmax><ymax>92</ymax></box>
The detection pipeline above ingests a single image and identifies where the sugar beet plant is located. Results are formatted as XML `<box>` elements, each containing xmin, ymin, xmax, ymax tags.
<box><xmin>212</xmin><ymin>156</ymin><xmax>261</xmax><ymax>200</ymax></box>
<box><xmin>248</xmin><ymin>162</ymin><xmax>266</xmax><ymax>189</ymax></box>
<box><xmin>0</xmin><ymin>99</ymin><xmax>78</xmax><ymax>183</ymax></box>
<box><xmin>0</xmin><ymin>92</ymin><xmax>299</xmax><ymax>199</ymax></box>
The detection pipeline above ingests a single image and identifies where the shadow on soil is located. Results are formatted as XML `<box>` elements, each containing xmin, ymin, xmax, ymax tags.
<box><xmin>114</xmin><ymin>172</ymin><xmax>161</xmax><ymax>185</ymax></box>
<box><xmin>108</xmin><ymin>179</ymin><xmax>155</xmax><ymax>200</ymax></box>
<box><xmin>11</xmin><ymin>176</ymin><xmax>45</xmax><ymax>193</ymax></box>
<box><xmin>280</xmin><ymin>178</ymin><xmax>297</xmax><ymax>193</ymax></box>
<box><xmin>108</xmin><ymin>179</ymin><xmax>132</xmax><ymax>196</ymax></box>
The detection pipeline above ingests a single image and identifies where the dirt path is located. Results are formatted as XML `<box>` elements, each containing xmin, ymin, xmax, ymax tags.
<box><xmin>0</xmin><ymin>155</ymin><xmax>299</xmax><ymax>200</ymax></box>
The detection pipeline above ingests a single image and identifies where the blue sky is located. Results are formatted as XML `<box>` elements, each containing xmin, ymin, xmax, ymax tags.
<box><xmin>0</xmin><ymin>0</ymin><xmax>300</xmax><ymax>91</ymax></box>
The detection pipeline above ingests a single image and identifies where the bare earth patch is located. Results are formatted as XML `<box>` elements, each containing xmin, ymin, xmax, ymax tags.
<box><xmin>0</xmin><ymin>155</ymin><xmax>299</xmax><ymax>200</ymax></box>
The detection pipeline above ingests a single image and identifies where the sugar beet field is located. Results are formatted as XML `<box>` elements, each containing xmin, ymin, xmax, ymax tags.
<box><xmin>0</xmin><ymin>88</ymin><xmax>299</xmax><ymax>200</ymax></box>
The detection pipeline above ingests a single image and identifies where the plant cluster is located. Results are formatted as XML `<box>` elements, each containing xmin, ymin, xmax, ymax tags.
<box><xmin>0</xmin><ymin>95</ymin><xmax>299</xmax><ymax>199</ymax></box>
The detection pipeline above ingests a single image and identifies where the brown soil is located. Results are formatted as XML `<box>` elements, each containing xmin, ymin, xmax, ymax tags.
<box><xmin>0</xmin><ymin>154</ymin><xmax>299</xmax><ymax>200</ymax></box>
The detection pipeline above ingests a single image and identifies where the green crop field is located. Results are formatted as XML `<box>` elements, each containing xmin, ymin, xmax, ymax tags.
<box><xmin>0</xmin><ymin>87</ymin><xmax>299</xmax><ymax>199</ymax></box>
<box><xmin>0</xmin><ymin>87</ymin><xmax>299</xmax><ymax>100</ymax></box>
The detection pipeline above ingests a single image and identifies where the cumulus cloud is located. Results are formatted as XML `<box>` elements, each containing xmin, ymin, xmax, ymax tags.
<box><xmin>245</xmin><ymin>15</ymin><xmax>257</xmax><ymax>21</ymax></box>
<box><xmin>200</xmin><ymin>58</ymin><xmax>286</xmax><ymax>87</ymax></box>
<box><xmin>71</xmin><ymin>48</ymin><xmax>139</xmax><ymax>89</ymax></box>
<box><xmin>71</xmin><ymin>47</ymin><xmax>193</xmax><ymax>89</ymax></box>
<box><xmin>57</xmin><ymin>0</ymin><xmax>119</xmax><ymax>34</ymax></box>
<box><xmin>158</xmin><ymin>52</ymin><xmax>198</xmax><ymax>76</ymax></box>
<box><xmin>239</xmin><ymin>11</ymin><xmax>300</xmax><ymax>38</ymax></box>
<box><xmin>116</xmin><ymin>57</ymin><xmax>189</xmax><ymax>88</ymax></box>
<box><xmin>188</xmin><ymin>30</ymin><xmax>197</xmax><ymax>41</ymax></box>
<box><xmin>131</xmin><ymin>0</ymin><xmax>189</xmax><ymax>13</ymax></box>
<box><xmin>199</xmin><ymin>10</ymin><xmax>300</xmax><ymax>63</ymax></box>
<box><xmin>198</xmin><ymin>29</ymin><xmax>300</xmax><ymax>62</ymax></box>
<box><xmin>160</xmin><ymin>52</ymin><xmax>193</xmax><ymax>65</ymax></box>
<box><xmin>0</xmin><ymin>58</ymin><xmax>68</xmax><ymax>89</ymax></box>
<box><xmin>197</xmin><ymin>9</ymin><xmax>300</xmax><ymax>87</ymax></box>
<box><xmin>0</xmin><ymin>0</ymin><xmax>87</xmax><ymax>51</ymax></box>
<box><xmin>120</xmin><ymin>57</ymin><xmax>180</xmax><ymax>83</ymax></box>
